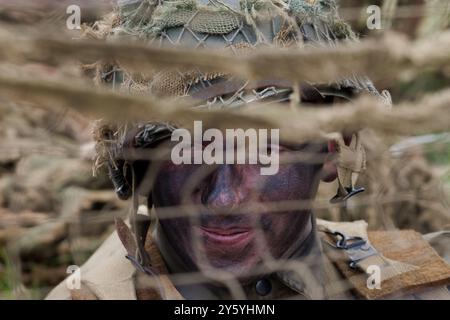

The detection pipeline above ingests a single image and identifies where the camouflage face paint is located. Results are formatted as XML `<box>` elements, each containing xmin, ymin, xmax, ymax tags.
<box><xmin>151</xmin><ymin>142</ymin><xmax>326</xmax><ymax>276</ymax></box>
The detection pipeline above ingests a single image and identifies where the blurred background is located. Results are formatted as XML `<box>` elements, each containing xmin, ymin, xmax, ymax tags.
<box><xmin>0</xmin><ymin>0</ymin><xmax>449</xmax><ymax>299</ymax></box>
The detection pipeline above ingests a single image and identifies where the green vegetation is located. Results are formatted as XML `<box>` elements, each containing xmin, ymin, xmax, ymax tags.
<box><xmin>0</xmin><ymin>248</ymin><xmax>15</xmax><ymax>299</ymax></box>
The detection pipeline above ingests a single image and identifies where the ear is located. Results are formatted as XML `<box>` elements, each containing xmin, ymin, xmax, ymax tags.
<box><xmin>320</xmin><ymin>141</ymin><xmax>338</xmax><ymax>183</ymax></box>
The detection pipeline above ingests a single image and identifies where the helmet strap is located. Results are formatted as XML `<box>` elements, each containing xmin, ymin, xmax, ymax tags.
<box><xmin>329</xmin><ymin>132</ymin><xmax>366</xmax><ymax>203</ymax></box>
<box><xmin>130</xmin><ymin>165</ymin><xmax>153</xmax><ymax>267</ymax></box>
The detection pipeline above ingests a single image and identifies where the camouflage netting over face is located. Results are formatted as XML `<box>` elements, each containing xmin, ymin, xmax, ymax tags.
<box><xmin>89</xmin><ymin>2</ymin><xmax>396</xmax><ymax>263</ymax></box>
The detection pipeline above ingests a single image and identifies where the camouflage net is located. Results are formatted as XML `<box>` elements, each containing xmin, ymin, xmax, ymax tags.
<box><xmin>115</xmin><ymin>0</ymin><xmax>355</xmax><ymax>39</ymax></box>
<box><xmin>93</xmin><ymin>0</ymin><xmax>361</xmax><ymax>99</ymax></box>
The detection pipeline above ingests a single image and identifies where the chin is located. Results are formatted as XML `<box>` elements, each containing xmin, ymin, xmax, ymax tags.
<box><xmin>198</xmin><ymin>249</ymin><xmax>262</xmax><ymax>277</ymax></box>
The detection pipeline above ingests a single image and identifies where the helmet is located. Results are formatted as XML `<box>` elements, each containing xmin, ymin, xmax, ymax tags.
<box><xmin>113</xmin><ymin>0</ymin><xmax>382</xmax><ymax>101</ymax></box>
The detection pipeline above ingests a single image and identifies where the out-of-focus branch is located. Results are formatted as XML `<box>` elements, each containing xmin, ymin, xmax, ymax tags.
<box><xmin>1</xmin><ymin>29</ymin><xmax>450</xmax><ymax>85</ymax></box>
<box><xmin>0</xmin><ymin>74</ymin><xmax>449</xmax><ymax>144</ymax></box>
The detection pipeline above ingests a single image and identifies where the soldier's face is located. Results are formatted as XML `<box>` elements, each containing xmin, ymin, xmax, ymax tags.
<box><xmin>151</xmin><ymin>142</ymin><xmax>327</xmax><ymax>276</ymax></box>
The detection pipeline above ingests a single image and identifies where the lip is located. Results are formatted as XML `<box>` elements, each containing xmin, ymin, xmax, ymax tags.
<box><xmin>199</xmin><ymin>226</ymin><xmax>254</xmax><ymax>247</ymax></box>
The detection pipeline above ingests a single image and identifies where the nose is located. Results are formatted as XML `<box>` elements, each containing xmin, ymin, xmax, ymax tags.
<box><xmin>201</xmin><ymin>165</ymin><xmax>243</xmax><ymax>213</ymax></box>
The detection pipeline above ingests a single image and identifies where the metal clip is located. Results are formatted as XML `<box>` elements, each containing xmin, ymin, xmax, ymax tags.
<box><xmin>326</xmin><ymin>231</ymin><xmax>378</xmax><ymax>269</ymax></box>
<box><xmin>330</xmin><ymin>186</ymin><xmax>365</xmax><ymax>204</ymax></box>
<box><xmin>331</xmin><ymin>231</ymin><xmax>367</xmax><ymax>250</ymax></box>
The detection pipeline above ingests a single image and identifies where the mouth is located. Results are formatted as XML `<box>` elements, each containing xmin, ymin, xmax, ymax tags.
<box><xmin>199</xmin><ymin>226</ymin><xmax>254</xmax><ymax>247</ymax></box>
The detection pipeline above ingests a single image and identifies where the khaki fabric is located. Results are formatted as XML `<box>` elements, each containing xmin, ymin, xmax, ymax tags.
<box><xmin>46</xmin><ymin>219</ymin><xmax>450</xmax><ymax>300</ymax></box>
<box><xmin>317</xmin><ymin>219</ymin><xmax>450</xmax><ymax>300</ymax></box>
<box><xmin>317</xmin><ymin>219</ymin><xmax>418</xmax><ymax>283</ymax></box>
<box><xmin>46</xmin><ymin>231</ymin><xmax>137</xmax><ymax>300</ymax></box>
<box><xmin>423</xmin><ymin>231</ymin><xmax>450</xmax><ymax>264</ymax></box>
